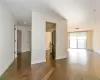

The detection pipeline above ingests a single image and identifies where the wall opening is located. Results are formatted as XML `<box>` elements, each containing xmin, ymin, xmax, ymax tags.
<box><xmin>46</xmin><ymin>22</ymin><xmax>56</xmax><ymax>65</ymax></box>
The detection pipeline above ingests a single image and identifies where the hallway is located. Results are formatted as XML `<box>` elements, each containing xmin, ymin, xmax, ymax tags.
<box><xmin>2</xmin><ymin>50</ymin><xmax>100</xmax><ymax>80</ymax></box>
<box><xmin>1</xmin><ymin>0</ymin><xmax>100</xmax><ymax>79</ymax></box>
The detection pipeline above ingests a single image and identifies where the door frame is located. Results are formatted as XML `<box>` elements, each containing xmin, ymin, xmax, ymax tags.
<box><xmin>14</xmin><ymin>25</ymin><xmax>17</xmax><ymax>59</ymax></box>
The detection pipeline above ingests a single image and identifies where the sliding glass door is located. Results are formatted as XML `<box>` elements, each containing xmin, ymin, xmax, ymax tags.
<box><xmin>70</xmin><ymin>33</ymin><xmax>77</xmax><ymax>48</ymax></box>
<box><xmin>77</xmin><ymin>32</ymin><xmax>86</xmax><ymax>48</ymax></box>
<box><xmin>70</xmin><ymin>32</ymin><xmax>86</xmax><ymax>49</ymax></box>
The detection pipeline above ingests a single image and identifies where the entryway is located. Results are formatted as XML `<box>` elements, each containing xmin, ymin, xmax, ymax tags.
<box><xmin>46</xmin><ymin>22</ymin><xmax>56</xmax><ymax>66</ymax></box>
<box><xmin>14</xmin><ymin>26</ymin><xmax>32</xmax><ymax>70</ymax></box>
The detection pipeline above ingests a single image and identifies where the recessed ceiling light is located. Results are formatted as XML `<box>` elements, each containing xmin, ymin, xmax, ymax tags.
<box><xmin>75</xmin><ymin>28</ymin><xmax>79</xmax><ymax>29</ymax></box>
<box><xmin>24</xmin><ymin>22</ymin><xmax>26</xmax><ymax>24</ymax></box>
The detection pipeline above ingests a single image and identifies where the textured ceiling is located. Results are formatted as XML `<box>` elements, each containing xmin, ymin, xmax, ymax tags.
<box><xmin>3</xmin><ymin>0</ymin><xmax>100</xmax><ymax>30</ymax></box>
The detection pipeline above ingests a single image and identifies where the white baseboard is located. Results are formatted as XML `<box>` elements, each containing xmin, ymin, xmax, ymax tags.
<box><xmin>56</xmin><ymin>56</ymin><xmax>67</xmax><ymax>60</ymax></box>
<box><xmin>31</xmin><ymin>55</ymin><xmax>67</xmax><ymax>65</ymax></box>
<box><xmin>0</xmin><ymin>59</ymin><xmax>14</xmax><ymax>76</ymax></box>
<box><xmin>31</xmin><ymin>59</ymin><xmax>46</xmax><ymax>65</ymax></box>
<box><xmin>22</xmin><ymin>51</ymin><xmax>31</xmax><ymax>53</ymax></box>
<box><xmin>22</xmin><ymin>50</ymin><xmax>31</xmax><ymax>53</ymax></box>
<box><xmin>93</xmin><ymin>50</ymin><xmax>100</xmax><ymax>54</ymax></box>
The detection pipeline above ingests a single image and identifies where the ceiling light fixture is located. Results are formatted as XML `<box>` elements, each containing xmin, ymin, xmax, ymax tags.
<box><xmin>75</xmin><ymin>28</ymin><xmax>79</xmax><ymax>29</ymax></box>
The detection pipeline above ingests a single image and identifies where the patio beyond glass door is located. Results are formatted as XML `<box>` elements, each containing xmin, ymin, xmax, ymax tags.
<box><xmin>70</xmin><ymin>32</ymin><xmax>86</xmax><ymax>49</ymax></box>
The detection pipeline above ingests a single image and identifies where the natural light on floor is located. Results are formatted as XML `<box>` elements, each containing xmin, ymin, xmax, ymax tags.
<box><xmin>68</xmin><ymin>49</ymin><xmax>88</xmax><ymax>65</ymax></box>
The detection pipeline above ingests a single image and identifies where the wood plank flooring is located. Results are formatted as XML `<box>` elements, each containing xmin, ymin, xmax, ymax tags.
<box><xmin>1</xmin><ymin>49</ymin><xmax>100</xmax><ymax>80</ymax></box>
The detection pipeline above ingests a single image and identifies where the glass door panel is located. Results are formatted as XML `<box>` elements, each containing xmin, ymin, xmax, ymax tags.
<box><xmin>69</xmin><ymin>32</ymin><xmax>86</xmax><ymax>49</ymax></box>
<box><xmin>78</xmin><ymin>39</ymin><xmax>86</xmax><ymax>48</ymax></box>
<box><xmin>70</xmin><ymin>39</ymin><xmax>77</xmax><ymax>48</ymax></box>
<box><xmin>70</xmin><ymin>33</ymin><xmax>77</xmax><ymax>48</ymax></box>
<box><xmin>77</xmin><ymin>32</ymin><xmax>86</xmax><ymax>49</ymax></box>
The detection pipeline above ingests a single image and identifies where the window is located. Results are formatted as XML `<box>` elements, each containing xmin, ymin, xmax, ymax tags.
<box><xmin>70</xmin><ymin>32</ymin><xmax>86</xmax><ymax>49</ymax></box>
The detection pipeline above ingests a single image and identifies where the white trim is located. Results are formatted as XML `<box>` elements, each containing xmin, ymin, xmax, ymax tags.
<box><xmin>56</xmin><ymin>56</ymin><xmax>67</xmax><ymax>60</ymax></box>
<box><xmin>93</xmin><ymin>50</ymin><xmax>100</xmax><ymax>54</ymax></box>
<box><xmin>31</xmin><ymin>59</ymin><xmax>46</xmax><ymax>64</ymax></box>
<box><xmin>0</xmin><ymin>59</ymin><xmax>14</xmax><ymax>76</ymax></box>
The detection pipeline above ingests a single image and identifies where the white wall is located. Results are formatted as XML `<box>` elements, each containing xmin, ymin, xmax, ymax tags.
<box><xmin>32</xmin><ymin>12</ymin><xmax>68</xmax><ymax>64</ymax></box>
<box><xmin>0</xmin><ymin>1</ymin><xmax>16</xmax><ymax>76</ymax></box>
<box><xmin>93</xmin><ymin>28</ymin><xmax>100</xmax><ymax>54</ymax></box>
<box><xmin>17</xmin><ymin>26</ymin><xmax>31</xmax><ymax>52</ymax></box>
<box><xmin>32</xmin><ymin>12</ymin><xmax>46</xmax><ymax>64</ymax></box>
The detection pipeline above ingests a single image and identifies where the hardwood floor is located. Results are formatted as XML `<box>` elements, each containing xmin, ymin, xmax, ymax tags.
<box><xmin>1</xmin><ymin>49</ymin><xmax>100</xmax><ymax>80</ymax></box>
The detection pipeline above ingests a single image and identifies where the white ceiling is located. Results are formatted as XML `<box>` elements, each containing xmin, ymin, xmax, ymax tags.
<box><xmin>3</xmin><ymin>0</ymin><xmax>100</xmax><ymax>30</ymax></box>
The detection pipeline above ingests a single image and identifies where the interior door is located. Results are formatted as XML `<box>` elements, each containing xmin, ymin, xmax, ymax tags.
<box><xmin>17</xmin><ymin>30</ymin><xmax>22</xmax><ymax>53</ymax></box>
<box><xmin>51</xmin><ymin>30</ymin><xmax>56</xmax><ymax>59</ymax></box>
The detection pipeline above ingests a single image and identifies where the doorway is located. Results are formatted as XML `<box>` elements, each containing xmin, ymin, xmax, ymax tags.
<box><xmin>51</xmin><ymin>30</ymin><xmax>56</xmax><ymax>59</ymax></box>
<box><xmin>16</xmin><ymin>28</ymin><xmax>32</xmax><ymax>70</ymax></box>
<box><xmin>69</xmin><ymin>32</ymin><xmax>86</xmax><ymax>49</ymax></box>
<box><xmin>46</xmin><ymin>22</ymin><xmax>56</xmax><ymax>64</ymax></box>
<box><xmin>16</xmin><ymin>30</ymin><xmax>22</xmax><ymax>70</ymax></box>
<box><xmin>17</xmin><ymin>30</ymin><xmax>22</xmax><ymax>53</ymax></box>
